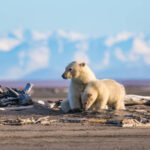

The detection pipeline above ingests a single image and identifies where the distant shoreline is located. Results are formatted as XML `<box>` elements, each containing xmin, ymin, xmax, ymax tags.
<box><xmin>0</xmin><ymin>80</ymin><xmax>150</xmax><ymax>88</ymax></box>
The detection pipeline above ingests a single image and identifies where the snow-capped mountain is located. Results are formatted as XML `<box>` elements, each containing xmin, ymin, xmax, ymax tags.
<box><xmin>0</xmin><ymin>29</ymin><xmax>150</xmax><ymax>80</ymax></box>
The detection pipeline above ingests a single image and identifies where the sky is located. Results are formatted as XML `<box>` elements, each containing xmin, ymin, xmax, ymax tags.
<box><xmin>0</xmin><ymin>0</ymin><xmax>150</xmax><ymax>36</ymax></box>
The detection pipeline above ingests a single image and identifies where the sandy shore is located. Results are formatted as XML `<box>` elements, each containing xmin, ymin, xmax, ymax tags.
<box><xmin>0</xmin><ymin>124</ymin><xmax>150</xmax><ymax>150</ymax></box>
<box><xmin>0</xmin><ymin>83</ymin><xmax>150</xmax><ymax>150</ymax></box>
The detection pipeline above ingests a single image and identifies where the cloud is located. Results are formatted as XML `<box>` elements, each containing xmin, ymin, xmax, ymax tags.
<box><xmin>7</xmin><ymin>47</ymin><xmax>50</xmax><ymax>79</ymax></box>
<box><xmin>57</xmin><ymin>29</ymin><xmax>86</xmax><ymax>41</ymax></box>
<box><xmin>115</xmin><ymin>48</ymin><xmax>127</xmax><ymax>62</ymax></box>
<box><xmin>131</xmin><ymin>37</ymin><xmax>150</xmax><ymax>65</ymax></box>
<box><xmin>114</xmin><ymin>35</ymin><xmax>150</xmax><ymax>65</ymax></box>
<box><xmin>105</xmin><ymin>31</ymin><xmax>133</xmax><ymax>47</ymax></box>
<box><xmin>13</xmin><ymin>28</ymin><xmax>24</xmax><ymax>40</ymax></box>
<box><xmin>1</xmin><ymin>29</ymin><xmax>150</xmax><ymax>80</ymax></box>
<box><xmin>74</xmin><ymin>41</ymin><xmax>89</xmax><ymax>63</ymax></box>
<box><xmin>32</xmin><ymin>31</ymin><xmax>51</xmax><ymax>41</ymax></box>
<box><xmin>68</xmin><ymin>31</ymin><xmax>86</xmax><ymax>41</ymax></box>
<box><xmin>74</xmin><ymin>50</ymin><xmax>89</xmax><ymax>64</ymax></box>
<box><xmin>93</xmin><ymin>51</ymin><xmax>110</xmax><ymax>70</ymax></box>
<box><xmin>27</xmin><ymin>47</ymin><xmax>50</xmax><ymax>70</ymax></box>
<box><xmin>132</xmin><ymin>38</ymin><xmax>150</xmax><ymax>55</ymax></box>
<box><xmin>0</xmin><ymin>38</ymin><xmax>20</xmax><ymax>52</ymax></box>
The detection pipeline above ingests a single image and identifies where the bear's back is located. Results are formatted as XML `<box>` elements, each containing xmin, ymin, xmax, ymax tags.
<box><xmin>101</xmin><ymin>79</ymin><xmax>125</xmax><ymax>103</ymax></box>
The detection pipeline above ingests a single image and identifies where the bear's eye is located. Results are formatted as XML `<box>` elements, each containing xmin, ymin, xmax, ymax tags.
<box><xmin>68</xmin><ymin>68</ymin><xmax>72</xmax><ymax>71</ymax></box>
<box><xmin>87</xmin><ymin>93</ymin><xmax>92</xmax><ymax>97</ymax></box>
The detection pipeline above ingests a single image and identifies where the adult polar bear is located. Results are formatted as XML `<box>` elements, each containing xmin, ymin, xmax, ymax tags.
<box><xmin>61</xmin><ymin>61</ymin><xmax>96</xmax><ymax>113</ymax></box>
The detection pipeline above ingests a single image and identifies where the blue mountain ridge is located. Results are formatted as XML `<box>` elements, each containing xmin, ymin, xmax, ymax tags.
<box><xmin>0</xmin><ymin>30</ymin><xmax>149</xmax><ymax>80</ymax></box>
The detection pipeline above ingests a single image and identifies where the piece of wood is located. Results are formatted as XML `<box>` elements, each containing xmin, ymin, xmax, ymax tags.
<box><xmin>124</xmin><ymin>95</ymin><xmax>150</xmax><ymax>105</ymax></box>
<box><xmin>121</xmin><ymin>118</ymin><xmax>150</xmax><ymax>128</ymax></box>
<box><xmin>37</xmin><ymin>95</ymin><xmax>150</xmax><ymax>108</ymax></box>
<box><xmin>0</xmin><ymin>105</ymin><xmax>33</xmax><ymax>111</ymax></box>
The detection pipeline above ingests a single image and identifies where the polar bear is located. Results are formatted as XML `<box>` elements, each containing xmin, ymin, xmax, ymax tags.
<box><xmin>61</xmin><ymin>61</ymin><xmax>96</xmax><ymax>113</ymax></box>
<box><xmin>81</xmin><ymin>79</ymin><xmax>126</xmax><ymax>111</ymax></box>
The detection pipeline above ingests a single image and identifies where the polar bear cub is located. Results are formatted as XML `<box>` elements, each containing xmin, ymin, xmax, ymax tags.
<box><xmin>81</xmin><ymin>79</ymin><xmax>126</xmax><ymax>111</ymax></box>
<box><xmin>61</xmin><ymin>61</ymin><xmax>96</xmax><ymax>113</ymax></box>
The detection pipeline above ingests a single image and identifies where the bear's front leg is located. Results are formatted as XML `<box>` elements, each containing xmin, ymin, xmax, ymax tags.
<box><xmin>68</xmin><ymin>82</ymin><xmax>82</xmax><ymax>111</ymax></box>
<box><xmin>68</xmin><ymin>90</ymin><xmax>82</xmax><ymax>111</ymax></box>
<box><xmin>99</xmin><ymin>95</ymin><xmax>108</xmax><ymax>110</ymax></box>
<box><xmin>61</xmin><ymin>100</ymin><xmax>71</xmax><ymax>113</ymax></box>
<box><xmin>69</xmin><ymin>94</ymin><xmax>82</xmax><ymax>111</ymax></box>
<box><xmin>84</xmin><ymin>97</ymin><xmax>96</xmax><ymax>111</ymax></box>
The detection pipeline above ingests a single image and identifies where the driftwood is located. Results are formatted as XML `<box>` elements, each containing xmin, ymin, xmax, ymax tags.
<box><xmin>37</xmin><ymin>95</ymin><xmax>150</xmax><ymax>108</ymax></box>
<box><xmin>0</xmin><ymin>105</ymin><xmax>34</xmax><ymax>111</ymax></box>
<box><xmin>1</xmin><ymin>94</ymin><xmax>148</xmax><ymax>112</ymax></box>
<box><xmin>0</xmin><ymin>116</ymin><xmax>58</xmax><ymax>126</ymax></box>
<box><xmin>124</xmin><ymin>95</ymin><xmax>150</xmax><ymax>106</ymax></box>
<box><xmin>36</xmin><ymin>95</ymin><xmax>150</xmax><ymax>110</ymax></box>
<box><xmin>121</xmin><ymin>119</ymin><xmax>150</xmax><ymax>128</ymax></box>
<box><xmin>0</xmin><ymin>83</ymin><xmax>33</xmax><ymax>107</ymax></box>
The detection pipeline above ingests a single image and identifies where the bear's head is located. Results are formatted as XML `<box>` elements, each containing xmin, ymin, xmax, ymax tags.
<box><xmin>81</xmin><ymin>85</ymin><xmax>98</xmax><ymax>110</ymax></box>
<box><xmin>62</xmin><ymin>61</ymin><xmax>86</xmax><ymax>79</ymax></box>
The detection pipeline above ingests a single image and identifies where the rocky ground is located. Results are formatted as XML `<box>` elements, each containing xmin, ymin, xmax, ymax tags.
<box><xmin>0</xmin><ymin>83</ymin><xmax>150</xmax><ymax>150</ymax></box>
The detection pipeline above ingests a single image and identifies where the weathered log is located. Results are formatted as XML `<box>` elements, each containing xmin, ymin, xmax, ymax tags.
<box><xmin>125</xmin><ymin>95</ymin><xmax>150</xmax><ymax>105</ymax></box>
<box><xmin>37</xmin><ymin>95</ymin><xmax>150</xmax><ymax>108</ymax></box>
<box><xmin>0</xmin><ymin>105</ymin><xmax>33</xmax><ymax>111</ymax></box>
<box><xmin>121</xmin><ymin>119</ymin><xmax>150</xmax><ymax>128</ymax></box>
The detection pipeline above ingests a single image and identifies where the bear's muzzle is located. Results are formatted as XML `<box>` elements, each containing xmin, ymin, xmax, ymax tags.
<box><xmin>62</xmin><ymin>73</ymin><xmax>67</xmax><ymax>79</ymax></box>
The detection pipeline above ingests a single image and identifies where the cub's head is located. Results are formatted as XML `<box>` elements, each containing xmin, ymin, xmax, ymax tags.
<box><xmin>61</xmin><ymin>61</ymin><xmax>86</xmax><ymax>79</ymax></box>
<box><xmin>81</xmin><ymin>86</ymin><xmax>97</xmax><ymax>111</ymax></box>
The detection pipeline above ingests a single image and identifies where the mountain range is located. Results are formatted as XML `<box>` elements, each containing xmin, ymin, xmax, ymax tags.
<box><xmin>0</xmin><ymin>29</ymin><xmax>150</xmax><ymax>80</ymax></box>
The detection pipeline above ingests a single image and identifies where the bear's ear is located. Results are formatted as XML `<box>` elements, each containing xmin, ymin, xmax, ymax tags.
<box><xmin>87</xmin><ymin>93</ymin><xmax>92</xmax><ymax>97</ymax></box>
<box><xmin>79</xmin><ymin>62</ymin><xmax>86</xmax><ymax>67</ymax></box>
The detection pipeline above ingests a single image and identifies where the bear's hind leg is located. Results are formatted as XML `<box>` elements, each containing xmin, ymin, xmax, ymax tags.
<box><xmin>115</xmin><ymin>100</ymin><xmax>126</xmax><ymax>110</ymax></box>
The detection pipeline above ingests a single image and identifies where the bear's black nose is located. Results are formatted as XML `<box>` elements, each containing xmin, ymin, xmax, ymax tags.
<box><xmin>62</xmin><ymin>73</ymin><xmax>66</xmax><ymax>79</ymax></box>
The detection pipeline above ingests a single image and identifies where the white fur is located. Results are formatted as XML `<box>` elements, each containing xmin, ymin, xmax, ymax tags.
<box><xmin>82</xmin><ymin>79</ymin><xmax>126</xmax><ymax>111</ymax></box>
<box><xmin>61</xmin><ymin>61</ymin><xmax>96</xmax><ymax>113</ymax></box>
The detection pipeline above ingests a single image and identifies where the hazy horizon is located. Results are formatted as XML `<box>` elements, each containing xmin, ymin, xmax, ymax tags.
<box><xmin>0</xmin><ymin>79</ymin><xmax>150</xmax><ymax>88</ymax></box>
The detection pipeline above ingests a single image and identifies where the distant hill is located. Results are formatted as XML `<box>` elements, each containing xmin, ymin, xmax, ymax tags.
<box><xmin>0</xmin><ymin>29</ymin><xmax>150</xmax><ymax>80</ymax></box>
